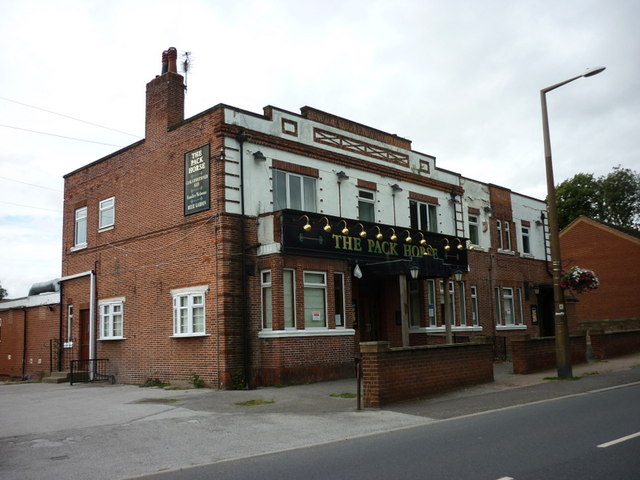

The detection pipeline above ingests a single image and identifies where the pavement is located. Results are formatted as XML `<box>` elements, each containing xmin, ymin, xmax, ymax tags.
<box><xmin>1</xmin><ymin>353</ymin><xmax>639</xmax><ymax>480</ymax></box>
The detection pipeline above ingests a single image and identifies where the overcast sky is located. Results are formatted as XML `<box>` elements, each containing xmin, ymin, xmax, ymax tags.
<box><xmin>1</xmin><ymin>0</ymin><xmax>638</xmax><ymax>298</ymax></box>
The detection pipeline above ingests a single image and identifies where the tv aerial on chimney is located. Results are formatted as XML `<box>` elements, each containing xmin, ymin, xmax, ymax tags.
<box><xmin>181</xmin><ymin>51</ymin><xmax>192</xmax><ymax>90</ymax></box>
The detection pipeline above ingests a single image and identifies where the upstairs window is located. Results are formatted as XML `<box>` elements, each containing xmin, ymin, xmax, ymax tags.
<box><xmin>357</xmin><ymin>189</ymin><xmax>376</xmax><ymax>222</ymax></box>
<box><xmin>74</xmin><ymin>206</ymin><xmax>87</xmax><ymax>247</ymax></box>
<box><xmin>468</xmin><ymin>214</ymin><xmax>479</xmax><ymax>245</ymax></box>
<box><xmin>521</xmin><ymin>226</ymin><xmax>531</xmax><ymax>254</ymax></box>
<box><xmin>273</xmin><ymin>170</ymin><xmax>316</xmax><ymax>212</ymax></box>
<box><xmin>410</xmin><ymin>200</ymin><xmax>438</xmax><ymax>232</ymax></box>
<box><xmin>99</xmin><ymin>197</ymin><xmax>115</xmax><ymax>230</ymax></box>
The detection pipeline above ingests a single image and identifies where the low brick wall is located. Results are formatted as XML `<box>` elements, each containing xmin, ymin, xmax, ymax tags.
<box><xmin>360</xmin><ymin>340</ymin><xmax>494</xmax><ymax>407</ymax></box>
<box><xmin>511</xmin><ymin>335</ymin><xmax>587</xmax><ymax>374</ymax></box>
<box><xmin>578</xmin><ymin>318</ymin><xmax>640</xmax><ymax>333</ymax></box>
<box><xmin>590</xmin><ymin>329</ymin><xmax>640</xmax><ymax>359</ymax></box>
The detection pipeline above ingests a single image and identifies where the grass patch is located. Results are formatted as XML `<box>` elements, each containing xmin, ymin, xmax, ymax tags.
<box><xmin>581</xmin><ymin>371</ymin><xmax>601</xmax><ymax>376</ymax></box>
<box><xmin>329</xmin><ymin>392</ymin><xmax>357</xmax><ymax>399</ymax></box>
<box><xmin>234</xmin><ymin>399</ymin><xmax>275</xmax><ymax>407</ymax></box>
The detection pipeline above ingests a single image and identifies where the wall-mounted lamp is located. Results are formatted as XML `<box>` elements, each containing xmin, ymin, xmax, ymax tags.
<box><xmin>402</xmin><ymin>230</ymin><xmax>412</xmax><ymax>243</ymax></box>
<box><xmin>358</xmin><ymin>223</ymin><xmax>367</xmax><ymax>238</ymax></box>
<box><xmin>409</xmin><ymin>265</ymin><xmax>420</xmax><ymax>280</ymax></box>
<box><xmin>375</xmin><ymin>226</ymin><xmax>384</xmax><ymax>241</ymax></box>
<box><xmin>534</xmin><ymin>286</ymin><xmax>540</xmax><ymax>295</ymax></box>
<box><xmin>391</xmin><ymin>184</ymin><xmax>403</xmax><ymax>194</ymax></box>
<box><xmin>299</xmin><ymin>215</ymin><xmax>312</xmax><ymax>232</ymax></box>
<box><xmin>483</xmin><ymin>206</ymin><xmax>492</xmax><ymax>214</ymax></box>
<box><xmin>322</xmin><ymin>217</ymin><xmax>332</xmax><ymax>233</ymax></box>
<box><xmin>418</xmin><ymin>232</ymin><xmax>427</xmax><ymax>246</ymax></box>
<box><xmin>444</xmin><ymin>238</ymin><xmax>451</xmax><ymax>251</ymax></box>
<box><xmin>453</xmin><ymin>271</ymin><xmax>464</xmax><ymax>283</ymax></box>
<box><xmin>253</xmin><ymin>151</ymin><xmax>267</xmax><ymax>161</ymax></box>
<box><xmin>339</xmin><ymin>220</ymin><xmax>349</xmax><ymax>235</ymax></box>
<box><xmin>389</xmin><ymin>228</ymin><xmax>397</xmax><ymax>242</ymax></box>
<box><xmin>455</xmin><ymin>238</ymin><xmax>464</xmax><ymax>251</ymax></box>
<box><xmin>336</xmin><ymin>171</ymin><xmax>349</xmax><ymax>182</ymax></box>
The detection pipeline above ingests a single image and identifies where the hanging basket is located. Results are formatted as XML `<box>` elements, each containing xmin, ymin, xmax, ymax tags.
<box><xmin>560</xmin><ymin>266</ymin><xmax>599</xmax><ymax>294</ymax></box>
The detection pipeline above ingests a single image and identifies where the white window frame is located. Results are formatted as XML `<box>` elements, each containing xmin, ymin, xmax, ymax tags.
<box><xmin>410</xmin><ymin>199</ymin><xmax>438</xmax><ymax>233</ymax></box>
<box><xmin>495</xmin><ymin>286</ymin><xmax>526</xmax><ymax>330</ymax></box>
<box><xmin>303</xmin><ymin>271</ymin><xmax>327</xmax><ymax>329</ymax></box>
<box><xmin>334</xmin><ymin>272</ymin><xmax>346</xmax><ymax>327</ymax></box>
<box><xmin>99</xmin><ymin>197</ymin><xmax>115</xmax><ymax>230</ymax></box>
<box><xmin>470</xmin><ymin>286</ymin><xmax>479</xmax><ymax>327</ymax></box>
<box><xmin>458</xmin><ymin>282</ymin><xmax>467</xmax><ymax>326</ymax></box>
<box><xmin>357</xmin><ymin>189</ymin><xmax>376</xmax><ymax>222</ymax></box>
<box><xmin>521</xmin><ymin>225</ymin><xmax>531</xmax><ymax>254</ymax></box>
<box><xmin>426</xmin><ymin>279</ymin><xmax>437</xmax><ymax>327</ymax></box>
<box><xmin>64</xmin><ymin>304</ymin><xmax>74</xmax><ymax>348</ymax></box>
<box><xmin>74</xmin><ymin>206</ymin><xmax>87</xmax><ymax>248</ymax></box>
<box><xmin>504</xmin><ymin>221</ymin><xmax>512</xmax><ymax>251</ymax></box>
<box><xmin>273</xmin><ymin>169</ymin><xmax>317</xmax><ymax>212</ymax></box>
<box><xmin>99</xmin><ymin>298</ymin><xmax>124</xmax><ymax>340</ymax></box>
<box><xmin>284</xmin><ymin>268</ymin><xmax>296</xmax><ymax>329</ymax></box>
<box><xmin>261</xmin><ymin>270</ymin><xmax>272</xmax><ymax>330</ymax></box>
<box><xmin>468</xmin><ymin>214</ymin><xmax>479</xmax><ymax>245</ymax></box>
<box><xmin>497</xmin><ymin>220</ymin><xmax>503</xmax><ymax>250</ymax></box>
<box><xmin>171</xmin><ymin>285</ymin><xmax>208</xmax><ymax>337</ymax></box>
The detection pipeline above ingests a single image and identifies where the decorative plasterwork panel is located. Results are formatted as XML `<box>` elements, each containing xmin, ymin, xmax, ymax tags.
<box><xmin>313</xmin><ymin>128</ymin><xmax>409</xmax><ymax>167</ymax></box>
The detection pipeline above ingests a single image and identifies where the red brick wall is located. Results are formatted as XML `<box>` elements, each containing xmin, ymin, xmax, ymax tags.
<box><xmin>590</xmin><ymin>330</ymin><xmax>640</xmax><ymax>359</ymax></box>
<box><xmin>560</xmin><ymin>218</ymin><xmax>640</xmax><ymax>322</ymax></box>
<box><xmin>360</xmin><ymin>341</ymin><xmax>494</xmax><ymax>407</ymax></box>
<box><xmin>0</xmin><ymin>305</ymin><xmax>59</xmax><ymax>380</ymax></box>
<box><xmin>511</xmin><ymin>334</ymin><xmax>587</xmax><ymax>374</ymax></box>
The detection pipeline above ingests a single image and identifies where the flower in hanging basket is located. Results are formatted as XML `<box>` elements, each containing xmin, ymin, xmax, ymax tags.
<box><xmin>559</xmin><ymin>266</ymin><xmax>599</xmax><ymax>294</ymax></box>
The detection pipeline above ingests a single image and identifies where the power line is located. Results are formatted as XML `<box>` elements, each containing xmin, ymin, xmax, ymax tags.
<box><xmin>0</xmin><ymin>124</ymin><xmax>125</xmax><ymax>147</ymax></box>
<box><xmin>0</xmin><ymin>200</ymin><xmax>62</xmax><ymax>213</ymax></box>
<box><xmin>0</xmin><ymin>176</ymin><xmax>62</xmax><ymax>193</ymax></box>
<box><xmin>0</xmin><ymin>96</ymin><xmax>141</xmax><ymax>138</ymax></box>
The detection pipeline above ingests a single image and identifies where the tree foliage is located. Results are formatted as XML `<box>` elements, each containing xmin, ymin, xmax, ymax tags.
<box><xmin>556</xmin><ymin>166</ymin><xmax>640</xmax><ymax>229</ymax></box>
<box><xmin>0</xmin><ymin>282</ymin><xmax>7</xmax><ymax>300</ymax></box>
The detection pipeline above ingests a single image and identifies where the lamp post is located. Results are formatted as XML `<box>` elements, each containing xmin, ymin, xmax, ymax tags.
<box><xmin>540</xmin><ymin>66</ymin><xmax>605</xmax><ymax>379</ymax></box>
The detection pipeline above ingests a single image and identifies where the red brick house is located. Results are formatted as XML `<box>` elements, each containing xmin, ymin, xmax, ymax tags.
<box><xmin>57</xmin><ymin>48</ymin><xmax>556</xmax><ymax>388</ymax></box>
<box><xmin>560</xmin><ymin>216</ymin><xmax>640</xmax><ymax>323</ymax></box>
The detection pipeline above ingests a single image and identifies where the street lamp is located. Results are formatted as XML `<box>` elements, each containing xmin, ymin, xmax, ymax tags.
<box><xmin>540</xmin><ymin>66</ymin><xmax>605</xmax><ymax>379</ymax></box>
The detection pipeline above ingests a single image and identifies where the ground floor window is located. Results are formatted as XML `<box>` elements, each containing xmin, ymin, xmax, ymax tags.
<box><xmin>334</xmin><ymin>272</ymin><xmax>345</xmax><ymax>327</ymax></box>
<box><xmin>458</xmin><ymin>282</ymin><xmax>467</xmax><ymax>326</ymax></box>
<box><xmin>471</xmin><ymin>285</ymin><xmax>479</xmax><ymax>326</ymax></box>
<box><xmin>304</xmin><ymin>271</ymin><xmax>327</xmax><ymax>328</ymax></box>
<box><xmin>261</xmin><ymin>270</ymin><xmax>272</xmax><ymax>329</ymax></box>
<box><xmin>99</xmin><ymin>299</ymin><xmax>124</xmax><ymax>339</ymax></box>
<box><xmin>172</xmin><ymin>286</ymin><xmax>207</xmax><ymax>336</ymax></box>
<box><xmin>426</xmin><ymin>279</ymin><xmax>437</xmax><ymax>326</ymax></box>
<box><xmin>284</xmin><ymin>269</ymin><xmax>296</xmax><ymax>328</ymax></box>
<box><xmin>495</xmin><ymin>286</ymin><xmax>524</xmax><ymax>328</ymax></box>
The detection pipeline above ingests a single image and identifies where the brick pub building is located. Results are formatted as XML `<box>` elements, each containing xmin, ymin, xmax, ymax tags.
<box><xmin>57</xmin><ymin>48</ymin><xmax>557</xmax><ymax>388</ymax></box>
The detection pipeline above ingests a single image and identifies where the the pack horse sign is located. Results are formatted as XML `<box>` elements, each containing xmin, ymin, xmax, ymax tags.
<box><xmin>281</xmin><ymin>210</ymin><xmax>468</xmax><ymax>278</ymax></box>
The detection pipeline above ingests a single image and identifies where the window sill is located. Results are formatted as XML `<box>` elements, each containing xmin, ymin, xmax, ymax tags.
<box><xmin>469</xmin><ymin>245</ymin><xmax>485</xmax><ymax>252</ymax></box>
<box><xmin>497</xmin><ymin>249</ymin><xmax>515</xmax><ymax>256</ymax></box>
<box><xmin>410</xmin><ymin>326</ymin><xmax>483</xmax><ymax>333</ymax></box>
<box><xmin>259</xmin><ymin>328</ymin><xmax>355</xmax><ymax>339</ymax></box>
<box><xmin>98</xmin><ymin>337</ymin><xmax>126</xmax><ymax>341</ymax></box>
<box><xmin>521</xmin><ymin>253</ymin><xmax>535</xmax><ymax>259</ymax></box>
<box><xmin>70</xmin><ymin>244</ymin><xmax>87</xmax><ymax>252</ymax></box>
<box><xmin>171</xmin><ymin>334</ymin><xmax>211</xmax><ymax>338</ymax></box>
<box><xmin>98</xmin><ymin>225</ymin><xmax>114</xmax><ymax>233</ymax></box>
<box><xmin>496</xmin><ymin>325</ymin><xmax>527</xmax><ymax>331</ymax></box>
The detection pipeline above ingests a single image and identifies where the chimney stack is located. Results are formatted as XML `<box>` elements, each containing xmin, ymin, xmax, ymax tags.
<box><xmin>146</xmin><ymin>47</ymin><xmax>185</xmax><ymax>140</ymax></box>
